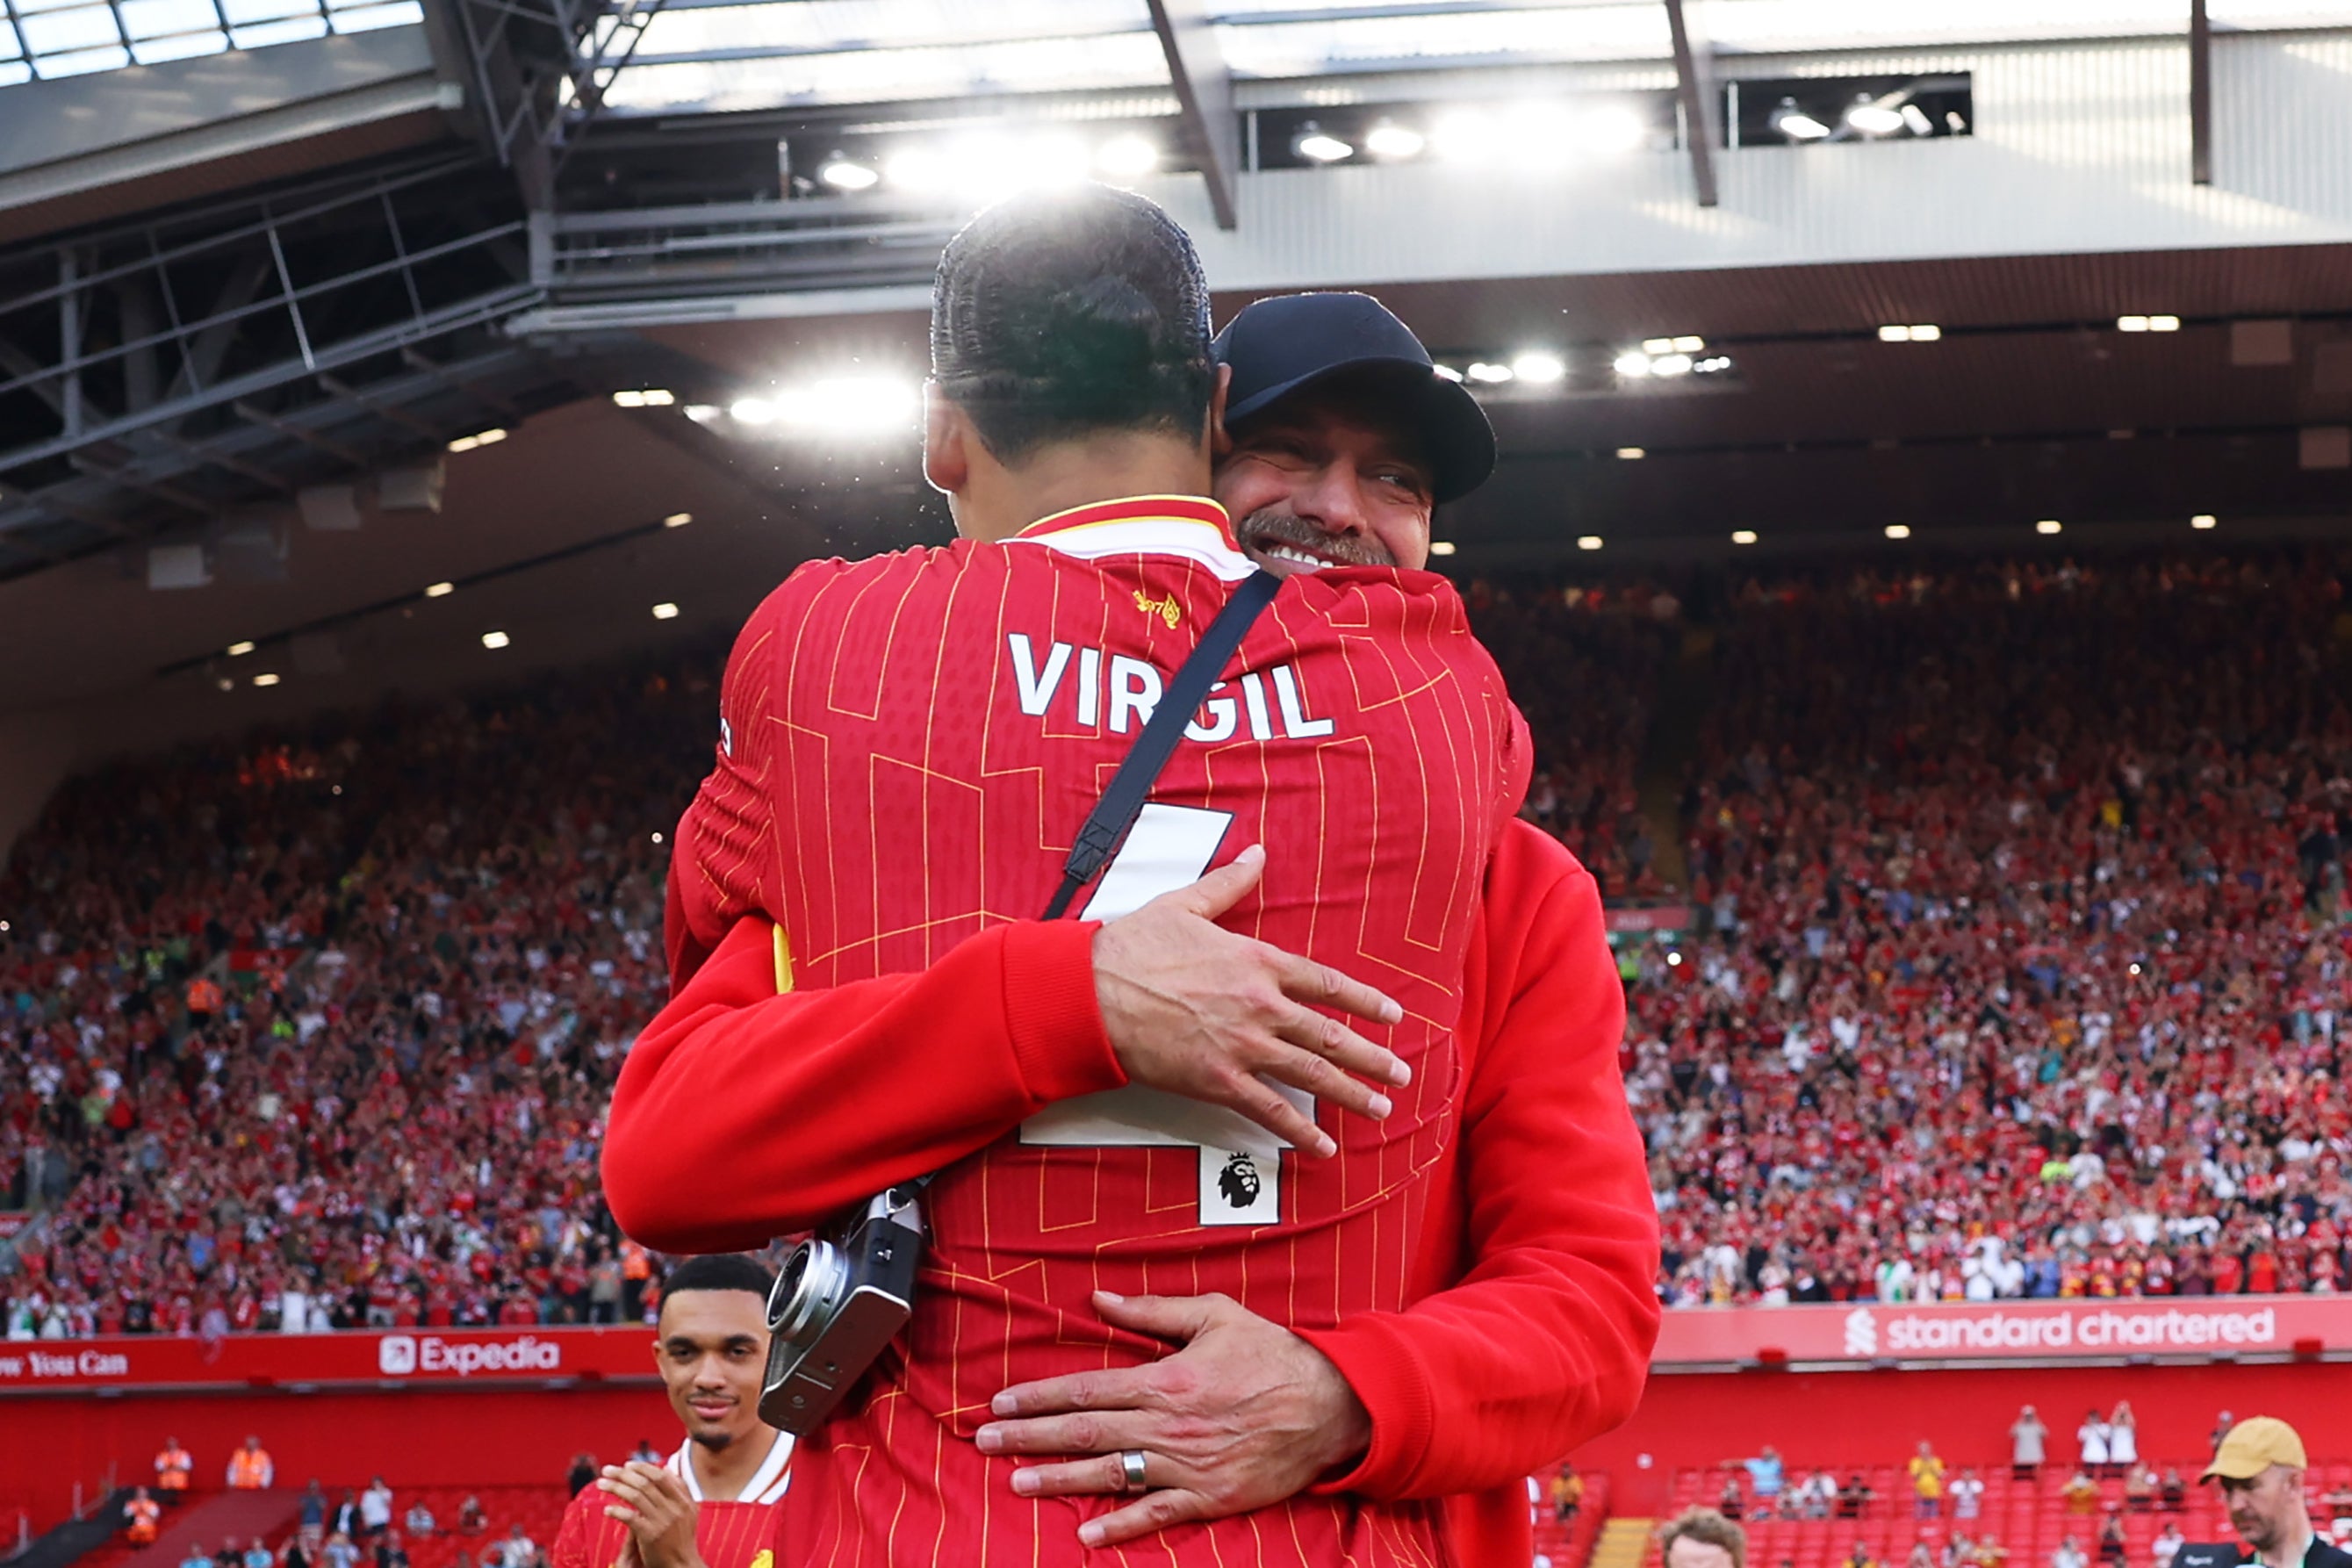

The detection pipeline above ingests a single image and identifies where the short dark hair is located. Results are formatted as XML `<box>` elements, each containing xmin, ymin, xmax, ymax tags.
<box><xmin>658</xmin><ymin>1254</ymin><xmax>774</xmax><ymax>1312</ymax></box>
<box><xmin>931</xmin><ymin>184</ymin><xmax>1216</xmax><ymax>464</ymax></box>
<box><xmin>1662</xmin><ymin>1508</ymin><xmax>1748</xmax><ymax>1568</ymax></box>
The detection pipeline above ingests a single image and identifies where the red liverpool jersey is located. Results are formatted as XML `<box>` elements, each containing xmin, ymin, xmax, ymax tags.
<box><xmin>669</xmin><ymin>495</ymin><xmax>1527</xmax><ymax>1565</ymax></box>
<box><xmin>550</xmin><ymin>1435</ymin><xmax>792</xmax><ymax>1568</ymax></box>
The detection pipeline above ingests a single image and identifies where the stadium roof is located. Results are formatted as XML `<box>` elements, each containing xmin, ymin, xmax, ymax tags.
<box><xmin>8</xmin><ymin>0</ymin><xmax>2351</xmax><ymax>104</ymax></box>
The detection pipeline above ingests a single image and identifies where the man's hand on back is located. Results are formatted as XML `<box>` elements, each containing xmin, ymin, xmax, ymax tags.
<box><xmin>1092</xmin><ymin>845</ymin><xmax>1408</xmax><ymax>1157</ymax></box>
<box><xmin>975</xmin><ymin>1290</ymin><xmax>1372</xmax><ymax>1548</ymax></box>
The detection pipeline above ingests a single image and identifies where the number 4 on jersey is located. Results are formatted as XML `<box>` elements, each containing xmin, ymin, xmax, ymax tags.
<box><xmin>1019</xmin><ymin>802</ymin><xmax>1311</xmax><ymax>1226</ymax></box>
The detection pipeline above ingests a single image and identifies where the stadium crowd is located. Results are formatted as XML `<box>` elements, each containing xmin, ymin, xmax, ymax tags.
<box><xmin>4</xmin><ymin>546</ymin><xmax>2352</xmax><ymax>1334</ymax></box>
<box><xmin>0</xmin><ymin>658</ymin><xmax>719</xmax><ymax>1337</ymax></box>
<box><xmin>1608</xmin><ymin>550</ymin><xmax>2352</xmax><ymax>1305</ymax></box>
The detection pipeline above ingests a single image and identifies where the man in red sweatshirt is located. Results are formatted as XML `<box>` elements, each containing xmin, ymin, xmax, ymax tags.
<box><xmin>967</xmin><ymin>293</ymin><xmax>1660</xmax><ymax>1563</ymax></box>
<box><xmin>604</xmin><ymin>210</ymin><xmax>1656</xmax><ymax>1563</ymax></box>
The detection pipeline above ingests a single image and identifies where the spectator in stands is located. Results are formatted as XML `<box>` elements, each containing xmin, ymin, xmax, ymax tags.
<box><xmin>2110</xmin><ymin>1405</ymin><xmax>2140</xmax><ymax>1474</ymax></box>
<box><xmin>2079</xmin><ymin>1411</ymin><xmax>2112</xmax><ymax>1477</ymax></box>
<box><xmin>1953</xmin><ymin>1469</ymin><xmax>1986</xmax><ymax>1522</ymax></box>
<box><xmin>1843</xmin><ymin>1542</ymin><xmax>1877</xmax><ymax>1568</ymax></box>
<box><xmin>333</xmin><ymin>1492</ymin><xmax>360</xmax><ymax>1539</ymax></box>
<box><xmin>1838</xmin><ymin>1475</ymin><xmax>1873</xmax><ymax>1520</ymax></box>
<box><xmin>2014</xmin><ymin>1408</ymin><xmax>2050</xmax><ymax>1480</ymax></box>
<box><xmin>2160</xmin><ymin>1471</ymin><xmax>2187</xmax><ymax>1514</ymax></box>
<box><xmin>300</xmin><ymin>1481</ymin><xmax>327</xmax><ymax>1543</ymax></box>
<box><xmin>176</xmin><ymin>1542</ymin><xmax>211</xmax><ymax>1568</ymax></box>
<box><xmin>2064</xmin><ymin>1472</ymin><xmax>2101</xmax><ymax>1514</ymax></box>
<box><xmin>227</xmin><ymin>1437</ymin><xmax>273</xmax><ymax>1491</ymax></box>
<box><xmin>1800</xmin><ymin>1472</ymin><xmax>1838</xmax><ymax>1520</ymax></box>
<box><xmin>2099</xmin><ymin>1511</ymin><xmax>2128</xmax><ymax>1567</ymax></box>
<box><xmin>2212</xmin><ymin>1414</ymin><xmax>2237</xmax><ymax>1458</ymax></box>
<box><xmin>359</xmin><ymin>1478</ymin><xmax>393</xmax><ymax>1539</ymax></box>
<box><xmin>374</xmin><ymin>1531</ymin><xmax>409</xmax><ymax>1568</ymax></box>
<box><xmin>156</xmin><ymin>1438</ymin><xmax>192</xmax><ymax>1498</ymax></box>
<box><xmin>2054</xmin><ymin>1536</ymin><xmax>2088</xmax><ymax>1568</ymax></box>
<box><xmin>1910</xmin><ymin>1545</ymin><xmax>1936</xmax><ymax>1568</ymax></box>
<box><xmin>322</xmin><ymin>1534</ymin><xmax>357</xmax><ymax>1568</ymax></box>
<box><xmin>1553</xmin><ymin>1465</ymin><xmax>1586</xmax><ymax>1524</ymax></box>
<box><xmin>244</xmin><ymin>1538</ymin><xmax>273</xmax><ymax>1568</ymax></box>
<box><xmin>2206</xmin><ymin>1417</ymin><xmax>2352</xmax><ymax>1568</ymax></box>
<box><xmin>124</xmin><ymin>1488</ymin><xmax>161</xmax><ymax>1546</ymax></box>
<box><xmin>1661</xmin><ymin>1508</ymin><xmax>1747</xmax><ymax>1568</ymax></box>
<box><xmin>283</xmin><ymin>1534</ymin><xmax>312</xmax><ymax>1568</ymax></box>
<box><xmin>403</xmin><ymin>1501</ymin><xmax>435</xmax><ymax>1538</ymax></box>
<box><xmin>501</xmin><ymin>1524</ymin><xmax>541</xmax><ymax>1568</ymax></box>
<box><xmin>1914</xmin><ymin>1441</ymin><xmax>1950</xmax><ymax>1519</ymax></box>
<box><xmin>1721</xmin><ymin>1476</ymin><xmax>1746</xmax><ymax>1521</ymax></box>
<box><xmin>2324</xmin><ymin>1478</ymin><xmax>2352</xmax><ymax>1529</ymax></box>
<box><xmin>628</xmin><ymin>1439</ymin><xmax>662</xmax><ymax>1467</ymax></box>
<box><xmin>457</xmin><ymin>1498</ymin><xmax>487</xmax><ymax>1537</ymax></box>
<box><xmin>567</xmin><ymin>1454</ymin><xmax>597</xmax><ymax>1499</ymax></box>
<box><xmin>2152</xmin><ymin>1522</ymin><xmax>2184</xmax><ymax>1568</ymax></box>
<box><xmin>2125</xmin><ymin>1465</ymin><xmax>2156</xmax><ymax>1513</ymax></box>
<box><xmin>1741</xmin><ymin>1447</ymin><xmax>1787</xmax><ymax>1506</ymax></box>
<box><xmin>1977</xmin><ymin>1536</ymin><xmax>2012</xmax><ymax>1568</ymax></box>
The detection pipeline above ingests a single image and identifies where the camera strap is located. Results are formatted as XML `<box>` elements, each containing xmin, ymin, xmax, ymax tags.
<box><xmin>1041</xmin><ymin>568</ymin><xmax>1280</xmax><ymax>921</ymax></box>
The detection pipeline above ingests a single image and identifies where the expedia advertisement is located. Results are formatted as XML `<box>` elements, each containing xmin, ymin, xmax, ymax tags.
<box><xmin>0</xmin><ymin>1327</ymin><xmax>656</xmax><ymax>1392</ymax></box>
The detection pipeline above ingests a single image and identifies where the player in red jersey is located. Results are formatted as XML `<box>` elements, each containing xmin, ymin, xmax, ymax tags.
<box><xmin>606</xmin><ymin>189</ymin><xmax>1526</xmax><ymax>1564</ymax></box>
<box><xmin>553</xmin><ymin>1256</ymin><xmax>790</xmax><ymax>1568</ymax></box>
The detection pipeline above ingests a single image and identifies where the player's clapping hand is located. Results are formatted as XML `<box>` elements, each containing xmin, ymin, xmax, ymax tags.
<box><xmin>597</xmin><ymin>1464</ymin><xmax>703</xmax><ymax>1568</ymax></box>
<box><xmin>1090</xmin><ymin>845</ymin><xmax>1409</xmax><ymax>1158</ymax></box>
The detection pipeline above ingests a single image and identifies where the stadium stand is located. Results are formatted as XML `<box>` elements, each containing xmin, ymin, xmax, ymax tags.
<box><xmin>7</xmin><ymin>547</ymin><xmax>2352</xmax><ymax>1338</ymax></box>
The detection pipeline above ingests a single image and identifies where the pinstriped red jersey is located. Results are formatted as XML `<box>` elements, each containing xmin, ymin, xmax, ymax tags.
<box><xmin>672</xmin><ymin>495</ymin><xmax>1528</xmax><ymax>1566</ymax></box>
<box><xmin>549</xmin><ymin>1435</ymin><xmax>791</xmax><ymax>1568</ymax></box>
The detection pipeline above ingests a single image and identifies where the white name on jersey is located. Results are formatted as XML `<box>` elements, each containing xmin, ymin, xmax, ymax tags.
<box><xmin>1004</xmin><ymin>634</ymin><xmax>1334</xmax><ymax>741</ymax></box>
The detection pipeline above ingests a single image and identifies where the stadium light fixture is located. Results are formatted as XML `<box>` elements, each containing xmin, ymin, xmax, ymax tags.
<box><xmin>1902</xmin><ymin>104</ymin><xmax>1935</xmax><ymax>136</ymax></box>
<box><xmin>446</xmin><ymin>428</ymin><xmax>506</xmax><ymax>453</ymax></box>
<box><xmin>611</xmin><ymin>389</ymin><xmax>675</xmax><ymax>407</ymax></box>
<box><xmin>1465</xmin><ymin>362</ymin><xmax>1515</xmax><ymax>384</ymax></box>
<box><xmin>1428</xmin><ymin>540</ymin><xmax>1457</xmax><ymax>556</ymax></box>
<box><xmin>2118</xmin><ymin>314</ymin><xmax>2181</xmax><ymax>332</ymax></box>
<box><xmin>226</xmin><ymin>640</ymin><xmax>255</xmax><ymax>657</ymax></box>
<box><xmin>651</xmin><ymin>602</ymin><xmax>680</xmax><ymax>620</ymax></box>
<box><xmin>482</xmin><ymin>630</ymin><xmax>511</xmax><ymax>650</ymax></box>
<box><xmin>1615</xmin><ymin>447</ymin><xmax>1646</xmax><ymax>460</ymax></box>
<box><xmin>818</xmin><ymin>155</ymin><xmax>880</xmax><ymax>191</ymax></box>
<box><xmin>1650</xmin><ymin>353</ymin><xmax>1694</xmax><ymax>377</ymax></box>
<box><xmin>1577</xmin><ymin>104</ymin><xmax>1650</xmax><ymax>155</ymax></box>
<box><xmin>1430</xmin><ymin>110</ymin><xmax>1501</xmax><ymax>164</ymax></box>
<box><xmin>1885</xmin><ymin>523</ymin><xmax>1912</xmax><ymax>539</ymax></box>
<box><xmin>1732</xmin><ymin>529</ymin><xmax>1759</xmax><ymax>545</ymax></box>
<box><xmin>664</xmin><ymin>512</ymin><xmax>693</xmax><ymax>529</ymax></box>
<box><xmin>215</xmin><ymin>678</ymin><xmax>234</xmax><ymax>692</ymax></box>
<box><xmin>759</xmin><ymin>376</ymin><xmax>921</xmax><ymax>434</ymax></box>
<box><xmin>424</xmin><ymin>581</ymin><xmax>455</xmax><ymax>598</ymax></box>
<box><xmin>1510</xmin><ymin>351</ymin><xmax>1567</xmax><ymax>384</ymax></box>
<box><xmin>1096</xmin><ymin>134</ymin><xmax>1161</xmax><ymax>179</ymax></box>
<box><xmin>1770</xmin><ymin>98</ymin><xmax>1831</xmax><ymax>142</ymax></box>
<box><xmin>730</xmin><ymin>397</ymin><xmax>777</xmax><ymax>425</ymax></box>
<box><xmin>2036</xmin><ymin>519</ymin><xmax>2062</xmax><ymax>535</ymax></box>
<box><xmin>1578</xmin><ymin>535</ymin><xmax>1604</xmax><ymax>550</ymax></box>
<box><xmin>1878</xmin><ymin>324</ymin><xmax>1941</xmax><ymax>342</ymax></box>
<box><xmin>1432</xmin><ymin>363</ymin><xmax>1464</xmax><ymax>382</ymax></box>
<box><xmin>2191</xmin><ymin>514</ymin><xmax>2218</xmax><ymax>529</ymax></box>
<box><xmin>1292</xmin><ymin>122</ymin><xmax>1355</xmax><ymax>163</ymax></box>
<box><xmin>252</xmin><ymin>673</ymin><xmax>281</xmax><ymax>687</ymax></box>
<box><xmin>684</xmin><ymin>405</ymin><xmax>722</xmax><ymax>424</ymax></box>
<box><xmin>1614</xmin><ymin>350</ymin><xmax>1652</xmax><ymax>378</ymax></box>
<box><xmin>1364</xmin><ymin>120</ymin><xmax>1426</xmax><ymax>160</ymax></box>
<box><xmin>1845</xmin><ymin>96</ymin><xmax>1906</xmax><ymax>137</ymax></box>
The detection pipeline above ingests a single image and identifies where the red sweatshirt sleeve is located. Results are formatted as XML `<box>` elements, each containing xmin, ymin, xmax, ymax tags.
<box><xmin>605</xmin><ymin>904</ymin><xmax>1126</xmax><ymax>1254</ymax></box>
<box><xmin>1297</xmin><ymin>820</ymin><xmax>1660</xmax><ymax>1500</ymax></box>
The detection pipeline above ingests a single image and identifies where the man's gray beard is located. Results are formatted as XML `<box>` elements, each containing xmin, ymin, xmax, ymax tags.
<box><xmin>1235</xmin><ymin>506</ymin><xmax>1394</xmax><ymax>568</ymax></box>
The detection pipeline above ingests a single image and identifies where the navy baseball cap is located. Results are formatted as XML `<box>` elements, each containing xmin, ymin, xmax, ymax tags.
<box><xmin>1213</xmin><ymin>291</ymin><xmax>1496</xmax><ymax>504</ymax></box>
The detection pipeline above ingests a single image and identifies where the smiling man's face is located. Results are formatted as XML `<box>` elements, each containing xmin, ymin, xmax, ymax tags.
<box><xmin>653</xmin><ymin>1286</ymin><xmax>769</xmax><ymax>1451</ymax></box>
<box><xmin>1214</xmin><ymin>380</ymin><xmax>1435</xmax><ymax>578</ymax></box>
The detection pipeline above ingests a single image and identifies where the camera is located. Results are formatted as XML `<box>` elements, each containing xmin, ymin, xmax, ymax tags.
<box><xmin>759</xmin><ymin>1184</ymin><xmax>924</xmax><ymax>1435</ymax></box>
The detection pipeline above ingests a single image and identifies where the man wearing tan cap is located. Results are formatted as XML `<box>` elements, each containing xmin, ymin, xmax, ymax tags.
<box><xmin>2204</xmin><ymin>1418</ymin><xmax>2352</xmax><ymax>1568</ymax></box>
